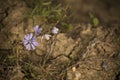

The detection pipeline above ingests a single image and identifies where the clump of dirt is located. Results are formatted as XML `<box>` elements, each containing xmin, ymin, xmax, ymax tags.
<box><xmin>0</xmin><ymin>0</ymin><xmax>120</xmax><ymax>80</ymax></box>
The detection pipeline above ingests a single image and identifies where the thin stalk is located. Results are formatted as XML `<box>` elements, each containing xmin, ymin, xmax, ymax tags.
<box><xmin>16</xmin><ymin>47</ymin><xmax>19</xmax><ymax>67</ymax></box>
<box><xmin>42</xmin><ymin>35</ymin><xmax>57</xmax><ymax>66</ymax></box>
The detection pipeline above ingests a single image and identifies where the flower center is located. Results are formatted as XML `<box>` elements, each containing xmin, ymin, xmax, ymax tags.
<box><xmin>28</xmin><ymin>40</ymin><xmax>32</xmax><ymax>44</ymax></box>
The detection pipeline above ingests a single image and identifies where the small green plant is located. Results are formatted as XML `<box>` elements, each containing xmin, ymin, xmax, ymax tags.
<box><xmin>25</xmin><ymin>0</ymin><xmax>71</xmax><ymax>32</ymax></box>
<box><xmin>89</xmin><ymin>12</ymin><xmax>99</xmax><ymax>27</ymax></box>
<box><xmin>30</xmin><ymin>0</ymin><xmax>66</xmax><ymax>23</ymax></box>
<box><xmin>60</xmin><ymin>22</ymin><xmax>73</xmax><ymax>32</ymax></box>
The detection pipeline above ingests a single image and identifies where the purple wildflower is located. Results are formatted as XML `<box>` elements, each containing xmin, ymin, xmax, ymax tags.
<box><xmin>52</xmin><ymin>27</ymin><xmax>59</xmax><ymax>34</ymax></box>
<box><xmin>34</xmin><ymin>25</ymin><xmax>42</xmax><ymax>35</ymax></box>
<box><xmin>23</xmin><ymin>33</ymin><xmax>38</xmax><ymax>50</ymax></box>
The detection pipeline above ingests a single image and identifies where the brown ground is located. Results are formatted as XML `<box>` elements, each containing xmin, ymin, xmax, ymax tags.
<box><xmin>0</xmin><ymin>0</ymin><xmax>120</xmax><ymax>80</ymax></box>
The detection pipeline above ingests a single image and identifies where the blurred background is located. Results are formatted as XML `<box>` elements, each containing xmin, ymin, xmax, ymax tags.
<box><xmin>59</xmin><ymin>0</ymin><xmax>120</xmax><ymax>24</ymax></box>
<box><xmin>0</xmin><ymin>0</ymin><xmax>120</xmax><ymax>25</ymax></box>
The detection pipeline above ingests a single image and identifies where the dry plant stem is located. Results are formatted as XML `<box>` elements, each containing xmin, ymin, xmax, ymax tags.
<box><xmin>42</xmin><ymin>21</ymin><xmax>59</xmax><ymax>66</ymax></box>
<box><xmin>46</xmin><ymin>37</ymin><xmax>56</xmax><ymax>59</ymax></box>
<box><xmin>43</xmin><ymin>35</ymin><xmax>57</xmax><ymax>65</ymax></box>
<box><xmin>16</xmin><ymin>47</ymin><xmax>19</xmax><ymax>67</ymax></box>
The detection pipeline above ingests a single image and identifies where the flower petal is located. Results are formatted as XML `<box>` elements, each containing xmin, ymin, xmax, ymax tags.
<box><xmin>52</xmin><ymin>27</ymin><xmax>59</xmax><ymax>34</ymax></box>
<box><xmin>29</xmin><ymin>33</ymin><xmax>33</xmax><ymax>39</ymax></box>
<box><xmin>24</xmin><ymin>34</ymin><xmax>29</xmax><ymax>40</ymax></box>
<box><xmin>26</xmin><ymin>44</ymin><xmax>31</xmax><ymax>50</ymax></box>
<box><xmin>44</xmin><ymin>34</ymin><xmax>51</xmax><ymax>40</ymax></box>
<box><xmin>34</xmin><ymin>25</ymin><xmax>40</xmax><ymax>35</ymax></box>
<box><xmin>34</xmin><ymin>25</ymin><xmax>42</xmax><ymax>35</ymax></box>
<box><xmin>23</xmin><ymin>40</ymin><xmax>28</xmax><ymax>45</ymax></box>
<box><xmin>31</xmin><ymin>44</ymin><xmax>35</xmax><ymax>50</ymax></box>
<box><xmin>34</xmin><ymin>25</ymin><xmax>39</xmax><ymax>32</ymax></box>
<box><xmin>38</xmin><ymin>28</ymin><xmax>42</xmax><ymax>34</ymax></box>
<box><xmin>32</xmin><ymin>41</ymin><xmax>38</xmax><ymax>46</ymax></box>
<box><xmin>32</xmin><ymin>36</ymin><xmax>37</xmax><ymax>41</ymax></box>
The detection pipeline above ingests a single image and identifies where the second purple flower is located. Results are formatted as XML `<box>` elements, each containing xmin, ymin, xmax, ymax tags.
<box><xmin>34</xmin><ymin>25</ymin><xmax>42</xmax><ymax>35</ymax></box>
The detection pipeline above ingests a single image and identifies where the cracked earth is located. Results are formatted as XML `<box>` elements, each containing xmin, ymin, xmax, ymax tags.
<box><xmin>0</xmin><ymin>0</ymin><xmax>120</xmax><ymax>80</ymax></box>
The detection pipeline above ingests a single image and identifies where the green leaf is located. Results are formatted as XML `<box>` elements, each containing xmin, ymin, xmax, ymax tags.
<box><xmin>89</xmin><ymin>12</ymin><xmax>94</xmax><ymax>18</ymax></box>
<box><xmin>42</xmin><ymin>2</ymin><xmax>51</xmax><ymax>6</ymax></box>
<box><xmin>67</xmin><ymin>24</ymin><xmax>73</xmax><ymax>31</ymax></box>
<box><xmin>61</xmin><ymin>22</ymin><xmax>73</xmax><ymax>32</ymax></box>
<box><xmin>8</xmin><ymin>55</ymin><xmax>15</xmax><ymax>59</ymax></box>
<box><xmin>93</xmin><ymin>17</ymin><xmax>99</xmax><ymax>27</ymax></box>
